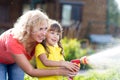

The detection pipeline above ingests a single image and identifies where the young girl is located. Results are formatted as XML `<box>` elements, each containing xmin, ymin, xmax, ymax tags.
<box><xmin>35</xmin><ymin>19</ymin><xmax>79</xmax><ymax>80</ymax></box>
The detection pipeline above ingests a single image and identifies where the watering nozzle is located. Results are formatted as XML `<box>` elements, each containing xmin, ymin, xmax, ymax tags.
<box><xmin>69</xmin><ymin>56</ymin><xmax>88</xmax><ymax>80</ymax></box>
<box><xmin>71</xmin><ymin>56</ymin><xmax>88</xmax><ymax>66</ymax></box>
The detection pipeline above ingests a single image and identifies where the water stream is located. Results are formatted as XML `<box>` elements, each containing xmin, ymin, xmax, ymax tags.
<box><xmin>78</xmin><ymin>45</ymin><xmax>120</xmax><ymax>76</ymax></box>
<box><xmin>88</xmin><ymin>45</ymin><xmax>120</xmax><ymax>69</ymax></box>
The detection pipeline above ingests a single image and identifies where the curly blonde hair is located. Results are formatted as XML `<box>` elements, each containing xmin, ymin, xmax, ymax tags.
<box><xmin>12</xmin><ymin>9</ymin><xmax>49</xmax><ymax>42</ymax></box>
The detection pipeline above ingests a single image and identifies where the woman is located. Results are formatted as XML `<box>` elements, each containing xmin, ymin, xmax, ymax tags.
<box><xmin>0</xmin><ymin>10</ymin><xmax>80</xmax><ymax>80</ymax></box>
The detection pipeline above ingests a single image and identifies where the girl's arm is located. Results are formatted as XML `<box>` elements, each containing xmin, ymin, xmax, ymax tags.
<box><xmin>39</xmin><ymin>53</ymin><xmax>79</xmax><ymax>72</ymax></box>
<box><xmin>12</xmin><ymin>53</ymin><xmax>79</xmax><ymax>77</ymax></box>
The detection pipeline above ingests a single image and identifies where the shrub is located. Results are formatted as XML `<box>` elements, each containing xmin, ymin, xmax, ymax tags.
<box><xmin>62</xmin><ymin>37</ymin><xmax>92</xmax><ymax>69</ymax></box>
<box><xmin>61</xmin><ymin>37</ymin><xmax>81</xmax><ymax>61</ymax></box>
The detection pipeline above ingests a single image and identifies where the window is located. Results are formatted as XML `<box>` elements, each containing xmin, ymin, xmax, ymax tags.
<box><xmin>60</xmin><ymin>1</ymin><xmax>84</xmax><ymax>26</ymax></box>
<box><xmin>61</xmin><ymin>5</ymin><xmax>72</xmax><ymax>26</ymax></box>
<box><xmin>22</xmin><ymin>4</ymin><xmax>30</xmax><ymax>14</ymax></box>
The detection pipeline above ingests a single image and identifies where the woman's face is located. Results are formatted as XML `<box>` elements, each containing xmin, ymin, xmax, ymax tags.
<box><xmin>31</xmin><ymin>21</ymin><xmax>48</xmax><ymax>43</ymax></box>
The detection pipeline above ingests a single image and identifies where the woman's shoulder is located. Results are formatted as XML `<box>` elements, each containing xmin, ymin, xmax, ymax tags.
<box><xmin>0</xmin><ymin>28</ymin><xmax>12</xmax><ymax>36</ymax></box>
<box><xmin>3</xmin><ymin>29</ymin><xmax>22</xmax><ymax>47</ymax></box>
<box><xmin>0</xmin><ymin>29</ymin><xmax>14</xmax><ymax>42</ymax></box>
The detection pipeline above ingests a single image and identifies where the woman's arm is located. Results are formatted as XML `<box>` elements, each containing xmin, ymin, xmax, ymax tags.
<box><xmin>39</xmin><ymin>54</ymin><xmax>79</xmax><ymax>72</ymax></box>
<box><xmin>12</xmin><ymin>53</ymin><xmax>79</xmax><ymax>77</ymax></box>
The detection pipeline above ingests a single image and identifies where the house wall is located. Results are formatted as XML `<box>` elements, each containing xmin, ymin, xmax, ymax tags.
<box><xmin>45</xmin><ymin>0</ymin><xmax>107</xmax><ymax>39</ymax></box>
<box><xmin>81</xmin><ymin>0</ymin><xmax>107</xmax><ymax>38</ymax></box>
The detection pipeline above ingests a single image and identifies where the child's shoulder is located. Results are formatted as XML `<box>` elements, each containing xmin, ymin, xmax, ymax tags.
<box><xmin>36</xmin><ymin>43</ymin><xmax>44</xmax><ymax>48</ymax></box>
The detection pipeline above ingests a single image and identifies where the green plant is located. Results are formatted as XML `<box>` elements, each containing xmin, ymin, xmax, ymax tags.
<box><xmin>61</xmin><ymin>37</ymin><xmax>81</xmax><ymax>61</ymax></box>
<box><xmin>24</xmin><ymin>74</ymin><xmax>38</xmax><ymax>80</ymax></box>
<box><xmin>62</xmin><ymin>37</ymin><xmax>92</xmax><ymax>69</ymax></box>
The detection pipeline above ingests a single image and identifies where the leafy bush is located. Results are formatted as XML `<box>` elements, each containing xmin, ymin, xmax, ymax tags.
<box><xmin>61</xmin><ymin>37</ymin><xmax>81</xmax><ymax>61</ymax></box>
<box><xmin>62</xmin><ymin>37</ymin><xmax>92</xmax><ymax>69</ymax></box>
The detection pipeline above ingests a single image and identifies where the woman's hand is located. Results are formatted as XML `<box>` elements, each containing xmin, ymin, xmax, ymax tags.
<box><xmin>61</xmin><ymin>61</ymin><xmax>80</xmax><ymax>72</ymax></box>
<box><xmin>58</xmin><ymin>67</ymin><xmax>80</xmax><ymax>76</ymax></box>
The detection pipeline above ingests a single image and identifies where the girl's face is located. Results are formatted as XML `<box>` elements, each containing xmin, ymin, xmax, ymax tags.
<box><xmin>46</xmin><ymin>30</ymin><xmax>60</xmax><ymax>46</ymax></box>
<box><xmin>31</xmin><ymin>21</ymin><xmax>48</xmax><ymax>43</ymax></box>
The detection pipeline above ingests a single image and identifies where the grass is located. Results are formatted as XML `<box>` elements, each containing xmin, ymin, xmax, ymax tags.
<box><xmin>24</xmin><ymin>69</ymin><xmax>120</xmax><ymax>80</ymax></box>
<box><xmin>74</xmin><ymin>69</ymin><xmax>120</xmax><ymax>80</ymax></box>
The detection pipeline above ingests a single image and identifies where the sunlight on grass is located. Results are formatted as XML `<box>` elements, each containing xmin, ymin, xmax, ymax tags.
<box><xmin>74</xmin><ymin>69</ymin><xmax>120</xmax><ymax>80</ymax></box>
<box><xmin>24</xmin><ymin>74</ymin><xmax>38</xmax><ymax>80</ymax></box>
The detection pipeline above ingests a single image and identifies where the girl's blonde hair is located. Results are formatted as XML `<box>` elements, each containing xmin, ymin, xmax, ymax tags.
<box><xmin>12</xmin><ymin>9</ymin><xmax>49</xmax><ymax>42</ymax></box>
